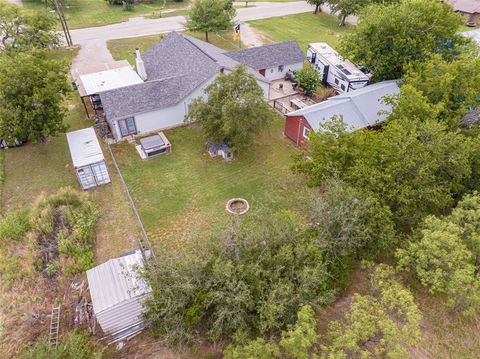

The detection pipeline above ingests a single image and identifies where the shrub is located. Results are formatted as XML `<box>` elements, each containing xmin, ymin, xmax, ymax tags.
<box><xmin>295</xmin><ymin>62</ymin><xmax>321</xmax><ymax>95</ymax></box>
<box><xmin>0</xmin><ymin>209</ymin><xmax>30</xmax><ymax>243</ymax></box>
<box><xmin>21</xmin><ymin>329</ymin><xmax>103</xmax><ymax>359</ymax></box>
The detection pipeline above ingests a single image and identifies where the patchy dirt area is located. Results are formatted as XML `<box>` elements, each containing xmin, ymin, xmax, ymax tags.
<box><xmin>240</xmin><ymin>22</ymin><xmax>272</xmax><ymax>48</ymax></box>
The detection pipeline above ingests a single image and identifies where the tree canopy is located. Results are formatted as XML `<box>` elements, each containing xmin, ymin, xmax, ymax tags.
<box><xmin>340</xmin><ymin>0</ymin><xmax>463</xmax><ymax>80</ymax></box>
<box><xmin>295</xmin><ymin>62</ymin><xmax>321</xmax><ymax>95</ymax></box>
<box><xmin>323</xmin><ymin>263</ymin><xmax>422</xmax><ymax>357</ymax></box>
<box><xmin>186</xmin><ymin>64</ymin><xmax>274</xmax><ymax>153</ymax></box>
<box><xmin>397</xmin><ymin>193</ymin><xmax>480</xmax><ymax>315</ymax></box>
<box><xmin>185</xmin><ymin>0</ymin><xmax>235</xmax><ymax>42</ymax></box>
<box><xmin>293</xmin><ymin>113</ymin><xmax>479</xmax><ymax>228</ymax></box>
<box><xmin>0</xmin><ymin>51</ymin><xmax>69</xmax><ymax>143</ymax></box>
<box><xmin>0</xmin><ymin>1</ymin><xmax>58</xmax><ymax>53</ymax></box>
<box><xmin>144</xmin><ymin>211</ymin><xmax>335</xmax><ymax>344</ymax></box>
<box><xmin>402</xmin><ymin>52</ymin><xmax>480</xmax><ymax>128</ymax></box>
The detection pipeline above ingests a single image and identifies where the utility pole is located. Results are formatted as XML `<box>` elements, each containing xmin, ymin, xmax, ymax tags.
<box><xmin>52</xmin><ymin>0</ymin><xmax>73</xmax><ymax>47</ymax></box>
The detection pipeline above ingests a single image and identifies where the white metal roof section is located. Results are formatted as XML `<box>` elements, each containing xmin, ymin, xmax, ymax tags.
<box><xmin>309</xmin><ymin>42</ymin><xmax>369</xmax><ymax>82</ymax></box>
<box><xmin>462</xmin><ymin>28</ymin><xmax>480</xmax><ymax>45</ymax></box>
<box><xmin>66</xmin><ymin>127</ymin><xmax>105</xmax><ymax>168</ymax></box>
<box><xmin>86</xmin><ymin>250</ymin><xmax>152</xmax><ymax>315</ymax></box>
<box><xmin>288</xmin><ymin>80</ymin><xmax>400</xmax><ymax>132</ymax></box>
<box><xmin>79</xmin><ymin>66</ymin><xmax>144</xmax><ymax>96</ymax></box>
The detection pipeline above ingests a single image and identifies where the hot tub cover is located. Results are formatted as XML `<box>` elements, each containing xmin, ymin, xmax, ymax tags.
<box><xmin>140</xmin><ymin>134</ymin><xmax>165</xmax><ymax>150</ymax></box>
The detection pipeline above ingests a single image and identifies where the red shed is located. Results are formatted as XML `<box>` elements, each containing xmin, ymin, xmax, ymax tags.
<box><xmin>284</xmin><ymin>115</ymin><xmax>313</xmax><ymax>148</ymax></box>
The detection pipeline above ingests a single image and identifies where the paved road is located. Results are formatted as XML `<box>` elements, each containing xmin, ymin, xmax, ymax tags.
<box><xmin>70</xmin><ymin>1</ymin><xmax>315</xmax><ymax>75</ymax></box>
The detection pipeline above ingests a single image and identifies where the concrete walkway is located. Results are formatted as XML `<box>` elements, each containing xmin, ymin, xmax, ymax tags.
<box><xmin>70</xmin><ymin>1</ymin><xmax>315</xmax><ymax>75</ymax></box>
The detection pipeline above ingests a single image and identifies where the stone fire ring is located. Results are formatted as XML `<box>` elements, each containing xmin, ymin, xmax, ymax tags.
<box><xmin>226</xmin><ymin>198</ymin><xmax>250</xmax><ymax>215</ymax></box>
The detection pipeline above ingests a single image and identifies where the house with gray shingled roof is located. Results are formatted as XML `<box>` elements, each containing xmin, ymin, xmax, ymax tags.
<box><xmin>94</xmin><ymin>31</ymin><xmax>304</xmax><ymax>141</ymax></box>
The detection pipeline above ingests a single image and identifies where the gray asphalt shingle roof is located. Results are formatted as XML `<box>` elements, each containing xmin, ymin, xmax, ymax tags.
<box><xmin>100</xmin><ymin>74</ymin><xmax>210</xmax><ymax>120</ymax></box>
<box><xmin>226</xmin><ymin>40</ymin><xmax>305</xmax><ymax>70</ymax></box>
<box><xmin>99</xmin><ymin>32</ymin><xmax>302</xmax><ymax>120</ymax></box>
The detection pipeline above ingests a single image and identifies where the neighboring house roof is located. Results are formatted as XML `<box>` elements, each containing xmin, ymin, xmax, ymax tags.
<box><xmin>448</xmin><ymin>0</ymin><xmax>480</xmax><ymax>13</ymax></box>
<box><xmin>66</xmin><ymin>127</ymin><xmax>105</xmax><ymax>168</ymax></box>
<box><xmin>86</xmin><ymin>250</ymin><xmax>151</xmax><ymax>315</ymax></box>
<box><xmin>226</xmin><ymin>40</ymin><xmax>305</xmax><ymax>70</ymax></box>
<box><xmin>288</xmin><ymin>80</ymin><xmax>400</xmax><ymax>131</ymax></box>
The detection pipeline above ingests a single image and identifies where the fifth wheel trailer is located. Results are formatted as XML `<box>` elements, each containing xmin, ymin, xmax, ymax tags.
<box><xmin>307</xmin><ymin>43</ymin><xmax>370</xmax><ymax>94</ymax></box>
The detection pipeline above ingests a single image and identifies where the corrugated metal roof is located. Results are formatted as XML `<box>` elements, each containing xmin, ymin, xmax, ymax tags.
<box><xmin>288</xmin><ymin>80</ymin><xmax>400</xmax><ymax>131</ymax></box>
<box><xmin>86</xmin><ymin>250</ymin><xmax>151</xmax><ymax>315</ymax></box>
<box><xmin>79</xmin><ymin>66</ymin><xmax>144</xmax><ymax>96</ymax></box>
<box><xmin>66</xmin><ymin>127</ymin><xmax>105</xmax><ymax>168</ymax></box>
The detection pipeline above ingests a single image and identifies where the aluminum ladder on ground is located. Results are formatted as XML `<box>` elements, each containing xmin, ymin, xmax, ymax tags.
<box><xmin>49</xmin><ymin>304</ymin><xmax>61</xmax><ymax>347</ymax></box>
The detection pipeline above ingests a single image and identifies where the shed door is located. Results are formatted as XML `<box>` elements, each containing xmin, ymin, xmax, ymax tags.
<box><xmin>77</xmin><ymin>166</ymin><xmax>97</xmax><ymax>190</ymax></box>
<box><xmin>91</xmin><ymin>161</ymin><xmax>111</xmax><ymax>185</ymax></box>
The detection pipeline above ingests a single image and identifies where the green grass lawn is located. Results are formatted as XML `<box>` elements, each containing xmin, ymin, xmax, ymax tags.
<box><xmin>108</xmin><ymin>30</ymin><xmax>241</xmax><ymax>63</ymax></box>
<box><xmin>248</xmin><ymin>12</ymin><xmax>351</xmax><ymax>50</ymax></box>
<box><xmin>23</xmin><ymin>0</ymin><xmax>190</xmax><ymax>29</ymax></box>
<box><xmin>2</xmin><ymin>48</ymin><xmax>140</xmax><ymax>262</ymax></box>
<box><xmin>111</xmin><ymin>118</ymin><xmax>306</xmax><ymax>246</ymax></box>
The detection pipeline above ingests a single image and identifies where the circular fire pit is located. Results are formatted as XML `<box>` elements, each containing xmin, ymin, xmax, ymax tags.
<box><xmin>226</xmin><ymin>198</ymin><xmax>250</xmax><ymax>215</ymax></box>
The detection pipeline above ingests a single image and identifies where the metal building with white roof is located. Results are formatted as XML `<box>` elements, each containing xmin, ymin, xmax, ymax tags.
<box><xmin>66</xmin><ymin>127</ymin><xmax>111</xmax><ymax>190</ymax></box>
<box><xmin>86</xmin><ymin>250</ymin><xmax>152</xmax><ymax>341</ymax></box>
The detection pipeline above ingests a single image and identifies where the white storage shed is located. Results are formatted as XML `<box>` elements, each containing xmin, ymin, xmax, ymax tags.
<box><xmin>66</xmin><ymin>127</ymin><xmax>111</xmax><ymax>190</ymax></box>
<box><xmin>86</xmin><ymin>250</ymin><xmax>152</xmax><ymax>340</ymax></box>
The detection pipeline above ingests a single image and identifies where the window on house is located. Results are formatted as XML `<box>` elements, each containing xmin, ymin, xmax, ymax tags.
<box><xmin>341</xmin><ymin>84</ymin><xmax>346</xmax><ymax>91</ymax></box>
<box><xmin>271</xmin><ymin>68</ymin><xmax>274</xmax><ymax>73</ymax></box>
<box><xmin>303</xmin><ymin>127</ymin><xmax>310</xmax><ymax>139</ymax></box>
<box><xmin>118</xmin><ymin>117</ymin><xmax>137</xmax><ymax>137</ymax></box>
<box><xmin>278</xmin><ymin>65</ymin><xmax>284</xmax><ymax>72</ymax></box>
<box><xmin>334</xmin><ymin>78</ymin><xmax>339</xmax><ymax>85</ymax></box>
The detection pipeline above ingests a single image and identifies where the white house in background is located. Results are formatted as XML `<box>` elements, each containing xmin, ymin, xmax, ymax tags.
<box><xmin>86</xmin><ymin>250</ymin><xmax>152</xmax><ymax>342</ymax></box>
<box><xmin>66</xmin><ymin>127</ymin><xmax>111</xmax><ymax>190</ymax></box>
<box><xmin>307</xmin><ymin>42</ymin><xmax>370</xmax><ymax>94</ymax></box>
<box><xmin>92</xmin><ymin>32</ymin><xmax>304</xmax><ymax>141</ymax></box>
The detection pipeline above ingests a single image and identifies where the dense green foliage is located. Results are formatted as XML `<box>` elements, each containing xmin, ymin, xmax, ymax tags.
<box><xmin>329</xmin><ymin>0</ymin><xmax>370</xmax><ymax>26</ymax></box>
<box><xmin>402</xmin><ymin>53</ymin><xmax>480</xmax><ymax>127</ymax></box>
<box><xmin>186</xmin><ymin>64</ymin><xmax>274</xmax><ymax>153</ymax></box>
<box><xmin>225</xmin><ymin>264</ymin><xmax>421</xmax><ymax>358</ymax></box>
<box><xmin>306</xmin><ymin>0</ymin><xmax>326</xmax><ymax>14</ymax></box>
<box><xmin>0</xmin><ymin>51</ymin><xmax>69</xmax><ymax>143</ymax></box>
<box><xmin>21</xmin><ymin>329</ymin><xmax>104</xmax><ymax>359</ymax></box>
<box><xmin>0</xmin><ymin>1</ymin><xmax>58</xmax><ymax>53</ymax></box>
<box><xmin>224</xmin><ymin>305</ymin><xmax>318</xmax><ymax>359</ymax></box>
<box><xmin>185</xmin><ymin>0</ymin><xmax>235</xmax><ymax>42</ymax></box>
<box><xmin>295</xmin><ymin>62</ymin><xmax>321</xmax><ymax>95</ymax></box>
<box><xmin>294</xmin><ymin>114</ymin><xmax>479</xmax><ymax>228</ymax></box>
<box><xmin>322</xmin><ymin>263</ymin><xmax>421</xmax><ymax>357</ymax></box>
<box><xmin>340</xmin><ymin>0</ymin><xmax>463</xmax><ymax>80</ymax></box>
<box><xmin>397</xmin><ymin>193</ymin><xmax>480</xmax><ymax>315</ymax></box>
<box><xmin>145</xmin><ymin>211</ymin><xmax>335</xmax><ymax>344</ymax></box>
